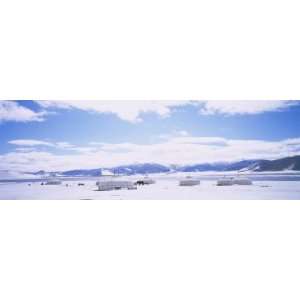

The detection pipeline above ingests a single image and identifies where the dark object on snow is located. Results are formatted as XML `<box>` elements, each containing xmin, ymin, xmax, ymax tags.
<box><xmin>135</xmin><ymin>180</ymin><xmax>145</xmax><ymax>186</ymax></box>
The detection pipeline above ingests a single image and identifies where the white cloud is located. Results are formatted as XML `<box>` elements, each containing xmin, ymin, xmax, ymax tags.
<box><xmin>15</xmin><ymin>147</ymin><xmax>37</xmax><ymax>152</ymax></box>
<box><xmin>2</xmin><ymin>136</ymin><xmax>300</xmax><ymax>172</ymax></box>
<box><xmin>35</xmin><ymin>100</ymin><xmax>300</xmax><ymax>123</ymax></box>
<box><xmin>168</xmin><ymin>136</ymin><xmax>229</xmax><ymax>146</ymax></box>
<box><xmin>55</xmin><ymin>142</ymin><xmax>74</xmax><ymax>149</ymax></box>
<box><xmin>0</xmin><ymin>101</ymin><xmax>46</xmax><ymax>122</ymax></box>
<box><xmin>199</xmin><ymin>100</ymin><xmax>298</xmax><ymax>115</ymax></box>
<box><xmin>176</xmin><ymin>130</ymin><xmax>189</xmax><ymax>136</ymax></box>
<box><xmin>8</xmin><ymin>139</ymin><xmax>54</xmax><ymax>147</ymax></box>
<box><xmin>8</xmin><ymin>139</ymin><xmax>96</xmax><ymax>154</ymax></box>
<box><xmin>71</xmin><ymin>147</ymin><xmax>97</xmax><ymax>153</ymax></box>
<box><xmin>158</xmin><ymin>130</ymin><xmax>190</xmax><ymax>140</ymax></box>
<box><xmin>1</xmin><ymin>101</ymin><xmax>297</xmax><ymax>125</ymax></box>
<box><xmin>35</xmin><ymin>100</ymin><xmax>191</xmax><ymax>122</ymax></box>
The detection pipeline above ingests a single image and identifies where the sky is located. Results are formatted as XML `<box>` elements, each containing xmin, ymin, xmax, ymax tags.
<box><xmin>0</xmin><ymin>100</ymin><xmax>300</xmax><ymax>172</ymax></box>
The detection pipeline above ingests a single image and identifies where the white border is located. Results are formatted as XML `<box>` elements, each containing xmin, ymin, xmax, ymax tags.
<box><xmin>0</xmin><ymin>0</ymin><xmax>299</xmax><ymax>100</ymax></box>
<box><xmin>1</xmin><ymin>200</ymin><xmax>300</xmax><ymax>300</ymax></box>
<box><xmin>1</xmin><ymin>0</ymin><xmax>300</xmax><ymax>299</ymax></box>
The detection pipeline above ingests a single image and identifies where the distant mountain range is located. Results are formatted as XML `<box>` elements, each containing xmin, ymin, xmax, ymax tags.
<box><xmin>27</xmin><ymin>155</ymin><xmax>300</xmax><ymax>177</ymax></box>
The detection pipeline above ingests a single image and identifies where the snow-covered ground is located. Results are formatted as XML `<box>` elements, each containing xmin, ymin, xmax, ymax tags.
<box><xmin>0</xmin><ymin>176</ymin><xmax>299</xmax><ymax>200</ymax></box>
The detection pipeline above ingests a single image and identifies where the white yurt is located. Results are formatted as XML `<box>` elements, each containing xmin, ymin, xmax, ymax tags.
<box><xmin>179</xmin><ymin>175</ymin><xmax>200</xmax><ymax>186</ymax></box>
<box><xmin>44</xmin><ymin>176</ymin><xmax>62</xmax><ymax>185</ymax></box>
<box><xmin>139</xmin><ymin>175</ymin><xmax>156</xmax><ymax>184</ymax></box>
<box><xmin>233</xmin><ymin>176</ymin><xmax>253</xmax><ymax>185</ymax></box>
<box><xmin>216</xmin><ymin>177</ymin><xmax>234</xmax><ymax>186</ymax></box>
<box><xmin>96</xmin><ymin>176</ymin><xmax>137</xmax><ymax>191</ymax></box>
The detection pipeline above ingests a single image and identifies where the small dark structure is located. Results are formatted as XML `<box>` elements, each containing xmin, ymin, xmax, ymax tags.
<box><xmin>135</xmin><ymin>180</ymin><xmax>145</xmax><ymax>186</ymax></box>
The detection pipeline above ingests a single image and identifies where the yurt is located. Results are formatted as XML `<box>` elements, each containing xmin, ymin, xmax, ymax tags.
<box><xmin>137</xmin><ymin>175</ymin><xmax>156</xmax><ymax>185</ymax></box>
<box><xmin>96</xmin><ymin>176</ymin><xmax>137</xmax><ymax>191</ymax></box>
<box><xmin>216</xmin><ymin>177</ymin><xmax>234</xmax><ymax>186</ymax></box>
<box><xmin>179</xmin><ymin>175</ymin><xmax>200</xmax><ymax>186</ymax></box>
<box><xmin>44</xmin><ymin>175</ymin><xmax>62</xmax><ymax>185</ymax></box>
<box><xmin>233</xmin><ymin>176</ymin><xmax>252</xmax><ymax>185</ymax></box>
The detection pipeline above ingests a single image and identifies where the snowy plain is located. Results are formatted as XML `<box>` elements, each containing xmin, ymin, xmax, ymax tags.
<box><xmin>0</xmin><ymin>173</ymin><xmax>299</xmax><ymax>200</ymax></box>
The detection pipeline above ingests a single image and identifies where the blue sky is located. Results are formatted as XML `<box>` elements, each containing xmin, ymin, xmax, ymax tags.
<box><xmin>0</xmin><ymin>100</ymin><xmax>300</xmax><ymax>172</ymax></box>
